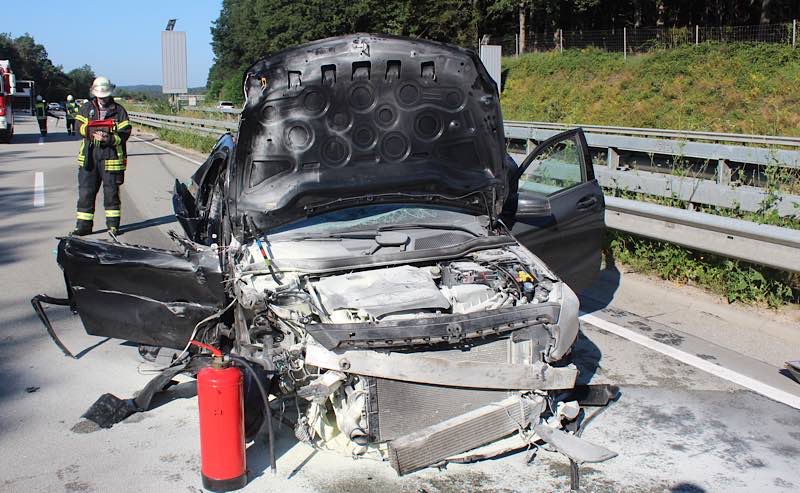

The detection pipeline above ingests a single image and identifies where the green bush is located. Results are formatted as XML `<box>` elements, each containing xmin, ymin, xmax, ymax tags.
<box><xmin>155</xmin><ymin>128</ymin><xmax>218</xmax><ymax>154</ymax></box>
<box><xmin>608</xmin><ymin>231</ymin><xmax>798</xmax><ymax>307</ymax></box>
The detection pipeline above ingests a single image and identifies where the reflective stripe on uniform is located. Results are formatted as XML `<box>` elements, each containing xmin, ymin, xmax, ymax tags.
<box><xmin>113</xmin><ymin>133</ymin><xmax>121</xmax><ymax>146</ymax></box>
<box><xmin>75</xmin><ymin>115</ymin><xmax>88</xmax><ymax>123</ymax></box>
<box><xmin>105</xmin><ymin>209</ymin><xmax>121</xmax><ymax>218</ymax></box>
<box><xmin>76</xmin><ymin>211</ymin><xmax>94</xmax><ymax>220</ymax></box>
<box><xmin>105</xmin><ymin>159</ymin><xmax>126</xmax><ymax>171</ymax></box>
<box><xmin>77</xmin><ymin>140</ymin><xmax>86</xmax><ymax>165</ymax></box>
<box><xmin>117</xmin><ymin>119</ymin><xmax>131</xmax><ymax>130</ymax></box>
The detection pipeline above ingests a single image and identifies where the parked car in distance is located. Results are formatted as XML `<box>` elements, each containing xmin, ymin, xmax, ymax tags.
<box><xmin>216</xmin><ymin>100</ymin><xmax>234</xmax><ymax>110</ymax></box>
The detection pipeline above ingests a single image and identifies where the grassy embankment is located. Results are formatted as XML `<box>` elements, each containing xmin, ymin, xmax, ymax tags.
<box><xmin>502</xmin><ymin>43</ymin><xmax>799</xmax><ymax>306</ymax></box>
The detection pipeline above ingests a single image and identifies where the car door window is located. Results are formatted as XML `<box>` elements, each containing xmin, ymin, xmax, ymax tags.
<box><xmin>519</xmin><ymin>134</ymin><xmax>585</xmax><ymax>195</ymax></box>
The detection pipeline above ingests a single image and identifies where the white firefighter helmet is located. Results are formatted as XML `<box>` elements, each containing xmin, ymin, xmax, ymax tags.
<box><xmin>91</xmin><ymin>76</ymin><xmax>114</xmax><ymax>98</ymax></box>
<box><xmin>36</xmin><ymin>95</ymin><xmax>43</xmax><ymax>102</ymax></box>
<box><xmin>67</xmin><ymin>94</ymin><xmax>74</xmax><ymax>101</ymax></box>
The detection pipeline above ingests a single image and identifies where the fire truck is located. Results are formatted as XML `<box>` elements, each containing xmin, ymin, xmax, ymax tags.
<box><xmin>0</xmin><ymin>60</ymin><xmax>17</xmax><ymax>143</ymax></box>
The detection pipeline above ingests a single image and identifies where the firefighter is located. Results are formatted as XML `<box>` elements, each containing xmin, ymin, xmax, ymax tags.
<box><xmin>65</xmin><ymin>94</ymin><xmax>79</xmax><ymax>135</ymax></box>
<box><xmin>35</xmin><ymin>95</ymin><xmax>48</xmax><ymax>135</ymax></box>
<box><xmin>72</xmin><ymin>76</ymin><xmax>131</xmax><ymax>236</ymax></box>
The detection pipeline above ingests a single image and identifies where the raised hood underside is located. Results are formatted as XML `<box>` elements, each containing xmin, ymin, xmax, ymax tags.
<box><xmin>233</xmin><ymin>33</ymin><xmax>508</xmax><ymax>231</ymax></box>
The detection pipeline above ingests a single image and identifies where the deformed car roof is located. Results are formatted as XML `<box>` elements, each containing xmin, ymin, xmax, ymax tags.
<box><xmin>231</xmin><ymin>33</ymin><xmax>509</xmax><ymax>232</ymax></box>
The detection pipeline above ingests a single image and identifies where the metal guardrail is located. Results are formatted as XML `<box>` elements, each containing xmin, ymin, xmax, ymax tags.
<box><xmin>505</xmin><ymin>122</ymin><xmax>800</xmax><ymax>218</ymax></box>
<box><xmin>605</xmin><ymin>196</ymin><xmax>800</xmax><ymax>272</ymax></box>
<box><xmin>129</xmin><ymin>112</ymin><xmax>237</xmax><ymax>135</ymax></box>
<box><xmin>128</xmin><ymin>111</ymin><xmax>800</xmax><ymax>272</ymax></box>
<box><xmin>192</xmin><ymin>107</ymin><xmax>242</xmax><ymax>115</ymax></box>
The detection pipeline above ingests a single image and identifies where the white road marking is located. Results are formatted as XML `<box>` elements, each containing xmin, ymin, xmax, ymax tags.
<box><xmin>38</xmin><ymin>137</ymin><xmax>44</xmax><ymax>145</ymax></box>
<box><xmin>580</xmin><ymin>312</ymin><xmax>800</xmax><ymax>410</ymax></box>
<box><xmin>132</xmin><ymin>136</ymin><xmax>203</xmax><ymax>165</ymax></box>
<box><xmin>33</xmin><ymin>172</ymin><xmax>45</xmax><ymax>207</ymax></box>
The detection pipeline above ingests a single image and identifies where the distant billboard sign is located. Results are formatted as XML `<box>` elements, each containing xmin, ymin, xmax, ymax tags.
<box><xmin>479</xmin><ymin>45</ymin><xmax>502</xmax><ymax>89</ymax></box>
<box><xmin>161</xmin><ymin>31</ymin><xmax>188</xmax><ymax>94</ymax></box>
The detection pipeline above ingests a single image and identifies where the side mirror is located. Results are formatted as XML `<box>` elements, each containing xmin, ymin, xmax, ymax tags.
<box><xmin>517</xmin><ymin>193</ymin><xmax>551</xmax><ymax>216</ymax></box>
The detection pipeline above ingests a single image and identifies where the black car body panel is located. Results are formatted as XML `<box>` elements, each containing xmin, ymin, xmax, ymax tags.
<box><xmin>57</xmin><ymin>237</ymin><xmax>225</xmax><ymax>349</ymax></box>
<box><xmin>306</xmin><ymin>302</ymin><xmax>560</xmax><ymax>350</ymax></box>
<box><xmin>229</xmin><ymin>33</ymin><xmax>508</xmax><ymax>234</ymax></box>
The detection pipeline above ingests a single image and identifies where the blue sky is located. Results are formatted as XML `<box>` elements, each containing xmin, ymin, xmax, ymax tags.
<box><xmin>4</xmin><ymin>0</ymin><xmax>222</xmax><ymax>87</ymax></box>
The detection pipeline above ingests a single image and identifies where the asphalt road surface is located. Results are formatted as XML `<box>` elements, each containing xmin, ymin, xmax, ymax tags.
<box><xmin>1</xmin><ymin>115</ymin><xmax>799</xmax><ymax>492</ymax></box>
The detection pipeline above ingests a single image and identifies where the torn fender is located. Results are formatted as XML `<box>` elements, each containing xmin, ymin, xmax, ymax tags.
<box><xmin>57</xmin><ymin>237</ymin><xmax>225</xmax><ymax>349</ymax></box>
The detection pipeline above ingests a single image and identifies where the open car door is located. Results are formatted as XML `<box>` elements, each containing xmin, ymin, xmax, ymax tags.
<box><xmin>173</xmin><ymin>134</ymin><xmax>234</xmax><ymax>245</ymax></box>
<box><xmin>56</xmin><ymin>137</ymin><xmax>234</xmax><ymax>350</ymax></box>
<box><xmin>510</xmin><ymin>129</ymin><xmax>605</xmax><ymax>293</ymax></box>
<box><xmin>57</xmin><ymin>237</ymin><xmax>225</xmax><ymax>349</ymax></box>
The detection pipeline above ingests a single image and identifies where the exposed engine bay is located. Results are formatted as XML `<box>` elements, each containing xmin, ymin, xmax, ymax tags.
<box><xmin>181</xmin><ymin>236</ymin><xmax>593</xmax><ymax>474</ymax></box>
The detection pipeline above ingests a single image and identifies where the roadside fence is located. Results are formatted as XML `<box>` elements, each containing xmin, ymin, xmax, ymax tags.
<box><xmin>488</xmin><ymin>21</ymin><xmax>797</xmax><ymax>58</ymax></box>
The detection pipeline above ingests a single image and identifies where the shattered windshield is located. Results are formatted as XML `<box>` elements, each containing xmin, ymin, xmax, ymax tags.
<box><xmin>268</xmin><ymin>205</ymin><xmax>487</xmax><ymax>238</ymax></box>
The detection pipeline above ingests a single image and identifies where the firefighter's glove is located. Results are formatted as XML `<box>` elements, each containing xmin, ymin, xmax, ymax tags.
<box><xmin>91</xmin><ymin>130</ymin><xmax>111</xmax><ymax>147</ymax></box>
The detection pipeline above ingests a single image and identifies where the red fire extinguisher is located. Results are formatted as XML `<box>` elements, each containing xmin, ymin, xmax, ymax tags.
<box><xmin>193</xmin><ymin>341</ymin><xmax>247</xmax><ymax>492</ymax></box>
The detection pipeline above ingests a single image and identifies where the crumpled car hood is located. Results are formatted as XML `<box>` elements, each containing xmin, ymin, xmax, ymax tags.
<box><xmin>232</xmin><ymin>33</ymin><xmax>508</xmax><ymax>231</ymax></box>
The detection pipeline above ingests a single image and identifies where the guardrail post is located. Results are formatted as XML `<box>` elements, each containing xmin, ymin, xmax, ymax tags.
<box><xmin>559</xmin><ymin>29</ymin><xmax>563</xmax><ymax>53</ymax></box>
<box><xmin>623</xmin><ymin>27</ymin><xmax>627</xmax><ymax>61</ymax></box>
<box><xmin>717</xmin><ymin>159</ymin><xmax>732</xmax><ymax>185</ymax></box>
<box><xmin>695</xmin><ymin>25</ymin><xmax>699</xmax><ymax>45</ymax></box>
<box><xmin>607</xmin><ymin>147</ymin><xmax>620</xmax><ymax>170</ymax></box>
<box><xmin>526</xmin><ymin>139</ymin><xmax>537</xmax><ymax>154</ymax></box>
<box><xmin>793</xmin><ymin>20</ymin><xmax>797</xmax><ymax>48</ymax></box>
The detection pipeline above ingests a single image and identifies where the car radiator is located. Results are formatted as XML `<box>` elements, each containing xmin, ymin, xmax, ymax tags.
<box><xmin>362</xmin><ymin>336</ymin><xmax>541</xmax><ymax>474</ymax></box>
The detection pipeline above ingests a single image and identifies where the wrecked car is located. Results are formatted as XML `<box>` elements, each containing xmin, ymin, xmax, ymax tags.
<box><xmin>50</xmin><ymin>34</ymin><xmax>610</xmax><ymax>475</ymax></box>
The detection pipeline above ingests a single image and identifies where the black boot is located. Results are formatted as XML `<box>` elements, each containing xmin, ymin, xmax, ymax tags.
<box><xmin>107</xmin><ymin>217</ymin><xmax>121</xmax><ymax>235</ymax></box>
<box><xmin>72</xmin><ymin>220</ymin><xmax>93</xmax><ymax>236</ymax></box>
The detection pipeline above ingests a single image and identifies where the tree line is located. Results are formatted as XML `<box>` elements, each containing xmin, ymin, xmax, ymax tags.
<box><xmin>0</xmin><ymin>33</ymin><xmax>95</xmax><ymax>102</ymax></box>
<box><xmin>207</xmin><ymin>0</ymin><xmax>799</xmax><ymax>103</ymax></box>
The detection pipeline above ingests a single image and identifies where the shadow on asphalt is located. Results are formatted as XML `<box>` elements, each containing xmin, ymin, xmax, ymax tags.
<box><xmin>127</xmin><ymin>151</ymin><xmax>168</xmax><ymax>157</ymax></box>
<box><xmin>671</xmin><ymin>483</ymin><xmax>707</xmax><ymax>492</ymax></box>
<box><xmin>0</xmin><ymin>186</ymin><xmax>65</xmax><ymax>268</ymax></box>
<box><xmin>148</xmin><ymin>381</ymin><xmax>198</xmax><ymax>411</ymax></box>
<box><xmin>73</xmin><ymin>337</ymin><xmax>112</xmax><ymax>359</ymax></box>
<box><xmin>578</xmin><ymin>243</ymin><xmax>621</xmax><ymax>314</ymax></box>
<box><xmin>36</xmin><ymin>132</ymin><xmax>83</xmax><ymax>144</ymax></box>
<box><xmin>119</xmin><ymin>215</ymin><xmax>177</xmax><ymax>234</ymax></box>
<box><xmin>572</xmin><ymin>330</ymin><xmax>603</xmax><ymax>385</ymax></box>
<box><xmin>246</xmin><ymin>419</ymin><xmax>305</xmax><ymax>481</ymax></box>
